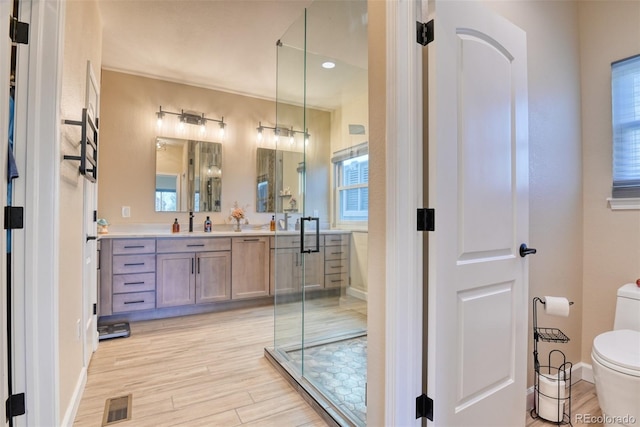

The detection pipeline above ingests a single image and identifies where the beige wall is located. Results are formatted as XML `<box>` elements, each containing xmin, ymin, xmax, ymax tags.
<box><xmin>484</xmin><ymin>0</ymin><xmax>584</xmax><ymax>386</ymax></box>
<box><xmin>59</xmin><ymin>0</ymin><xmax>102</xmax><ymax>421</ymax></box>
<box><xmin>98</xmin><ymin>70</ymin><xmax>331</xmax><ymax>229</ymax></box>
<box><xmin>579</xmin><ymin>1</ymin><xmax>640</xmax><ymax>363</ymax></box>
<box><xmin>366</xmin><ymin>0</ymin><xmax>386</xmax><ymax>423</ymax></box>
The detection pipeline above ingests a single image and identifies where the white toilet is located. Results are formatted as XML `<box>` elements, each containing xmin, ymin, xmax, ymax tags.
<box><xmin>591</xmin><ymin>283</ymin><xmax>640</xmax><ymax>427</ymax></box>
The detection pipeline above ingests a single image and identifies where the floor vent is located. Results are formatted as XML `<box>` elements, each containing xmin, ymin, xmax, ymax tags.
<box><xmin>102</xmin><ymin>394</ymin><xmax>132</xmax><ymax>426</ymax></box>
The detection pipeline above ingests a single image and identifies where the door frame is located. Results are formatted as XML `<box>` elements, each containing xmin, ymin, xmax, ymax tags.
<box><xmin>1</xmin><ymin>1</ymin><xmax>12</xmax><ymax>424</ymax></box>
<box><xmin>10</xmin><ymin>0</ymin><xmax>66</xmax><ymax>425</ymax></box>
<box><xmin>379</xmin><ymin>1</ymin><xmax>425</xmax><ymax>425</ymax></box>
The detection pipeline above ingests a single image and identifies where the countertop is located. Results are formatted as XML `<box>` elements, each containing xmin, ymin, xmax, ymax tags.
<box><xmin>98</xmin><ymin>227</ymin><xmax>351</xmax><ymax>239</ymax></box>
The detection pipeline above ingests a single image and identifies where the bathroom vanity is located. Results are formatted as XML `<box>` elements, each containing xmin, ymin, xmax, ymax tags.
<box><xmin>98</xmin><ymin>230</ymin><xmax>350</xmax><ymax>322</ymax></box>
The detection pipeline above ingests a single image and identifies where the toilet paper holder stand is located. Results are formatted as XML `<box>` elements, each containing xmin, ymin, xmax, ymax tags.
<box><xmin>531</xmin><ymin>297</ymin><xmax>573</xmax><ymax>425</ymax></box>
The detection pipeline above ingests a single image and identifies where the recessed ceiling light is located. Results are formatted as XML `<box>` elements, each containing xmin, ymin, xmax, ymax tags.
<box><xmin>322</xmin><ymin>61</ymin><xmax>336</xmax><ymax>69</ymax></box>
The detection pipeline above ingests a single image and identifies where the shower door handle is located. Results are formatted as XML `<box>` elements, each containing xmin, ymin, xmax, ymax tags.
<box><xmin>300</xmin><ymin>216</ymin><xmax>320</xmax><ymax>254</ymax></box>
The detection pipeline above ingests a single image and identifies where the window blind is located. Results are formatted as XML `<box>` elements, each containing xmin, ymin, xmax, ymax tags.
<box><xmin>612</xmin><ymin>54</ymin><xmax>640</xmax><ymax>198</ymax></box>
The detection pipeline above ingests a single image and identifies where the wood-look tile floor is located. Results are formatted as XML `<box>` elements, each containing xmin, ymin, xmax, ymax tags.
<box><xmin>73</xmin><ymin>304</ymin><xmax>327</xmax><ymax>427</ymax></box>
<box><xmin>74</xmin><ymin>300</ymin><xmax>602</xmax><ymax>427</ymax></box>
<box><xmin>526</xmin><ymin>380</ymin><xmax>603</xmax><ymax>427</ymax></box>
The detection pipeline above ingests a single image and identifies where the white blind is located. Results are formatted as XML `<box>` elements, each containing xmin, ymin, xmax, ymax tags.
<box><xmin>612</xmin><ymin>54</ymin><xmax>640</xmax><ymax>198</ymax></box>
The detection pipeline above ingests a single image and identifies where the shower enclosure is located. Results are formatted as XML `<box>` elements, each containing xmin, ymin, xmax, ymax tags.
<box><xmin>265</xmin><ymin>1</ymin><xmax>369</xmax><ymax>426</ymax></box>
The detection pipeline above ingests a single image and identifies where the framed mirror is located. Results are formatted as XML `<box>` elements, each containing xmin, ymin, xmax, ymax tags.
<box><xmin>155</xmin><ymin>137</ymin><xmax>222</xmax><ymax>212</ymax></box>
<box><xmin>256</xmin><ymin>147</ymin><xmax>304</xmax><ymax>213</ymax></box>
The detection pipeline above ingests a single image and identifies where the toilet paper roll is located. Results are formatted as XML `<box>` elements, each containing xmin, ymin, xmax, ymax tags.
<box><xmin>544</xmin><ymin>296</ymin><xmax>571</xmax><ymax>317</ymax></box>
<box><xmin>536</xmin><ymin>372</ymin><xmax>566</xmax><ymax>422</ymax></box>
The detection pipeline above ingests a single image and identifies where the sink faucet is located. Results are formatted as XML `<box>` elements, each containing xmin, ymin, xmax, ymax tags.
<box><xmin>283</xmin><ymin>212</ymin><xmax>290</xmax><ymax>230</ymax></box>
<box><xmin>189</xmin><ymin>211</ymin><xmax>194</xmax><ymax>232</ymax></box>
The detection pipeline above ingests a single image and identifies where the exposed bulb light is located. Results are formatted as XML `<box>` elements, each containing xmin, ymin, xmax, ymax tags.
<box><xmin>257</xmin><ymin>123</ymin><xmax>264</xmax><ymax>142</ymax></box>
<box><xmin>289</xmin><ymin>127</ymin><xmax>295</xmax><ymax>145</ymax></box>
<box><xmin>218</xmin><ymin>119</ymin><xmax>226</xmax><ymax>139</ymax></box>
<box><xmin>305</xmin><ymin>130</ymin><xmax>310</xmax><ymax>146</ymax></box>
<box><xmin>156</xmin><ymin>110</ymin><xmax>165</xmax><ymax>128</ymax></box>
<box><xmin>322</xmin><ymin>61</ymin><xmax>336</xmax><ymax>69</ymax></box>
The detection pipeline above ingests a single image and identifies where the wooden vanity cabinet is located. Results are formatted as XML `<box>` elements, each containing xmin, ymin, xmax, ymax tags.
<box><xmin>324</xmin><ymin>234</ymin><xmax>350</xmax><ymax>289</ymax></box>
<box><xmin>99</xmin><ymin>238</ymin><xmax>157</xmax><ymax>315</ymax></box>
<box><xmin>231</xmin><ymin>236</ymin><xmax>270</xmax><ymax>299</ymax></box>
<box><xmin>156</xmin><ymin>237</ymin><xmax>231</xmax><ymax>307</ymax></box>
<box><xmin>269</xmin><ymin>235</ymin><xmax>325</xmax><ymax>295</ymax></box>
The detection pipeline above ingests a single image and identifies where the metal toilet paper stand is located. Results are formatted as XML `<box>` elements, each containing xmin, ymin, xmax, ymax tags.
<box><xmin>531</xmin><ymin>297</ymin><xmax>573</xmax><ymax>425</ymax></box>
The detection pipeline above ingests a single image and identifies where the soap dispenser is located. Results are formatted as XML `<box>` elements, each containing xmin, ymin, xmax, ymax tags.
<box><xmin>204</xmin><ymin>216</ymin><xmax>212</xmax><ymax>232</ymax></box>
<box><xmin>270</xmin><ymin>215</ymin><xmax>276</xmax><ymax>231</ymax></box>
<box><xmin>172</xmin><ymin>218</ymin><xmax>180</xmax><ymax>233</ymax></box>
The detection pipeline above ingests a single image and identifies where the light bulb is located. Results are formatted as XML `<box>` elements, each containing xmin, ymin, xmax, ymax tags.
<box><xmin>219</xmin><ymin>122</ymin><xmax>225</xmax><ymax>139</ymax></box>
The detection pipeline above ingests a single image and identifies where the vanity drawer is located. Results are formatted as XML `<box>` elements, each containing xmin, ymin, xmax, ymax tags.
<box><xmin>113</xmin><ymin>239</ymin><xmax>156</xmax><ymax>255</ymax></box>
<box><xmin>113</xmin><ymin>254</ymin><xmax>156</xmax><ymax>274</ymax></box>
<box><xmin>324</xmin><ymin>245</ymin><xmax>348</xmax><ymax>261</ymax></box>
<box><xmin>270</xmin><ymin>235</ymin><xmax>324</xmax><ymax>249</ymax></box>
<box><xmin>325</xmin><ymin>259</ymin><xmax>348</xmax><ymax>274</ymax></box>
<box><xmin>113</xmin><ymin>291</ymin><xmax>156</xmax><ymax>313</ymax></box>
<box><xmin>156</xmin><ymin>237</ymin><xmax>231</xmax><ymax>253</ymax></box>
<box><xmin>324</xmin><ymin>234</ymin><xmax>350</xmax><ymax>247</ymax></box>
<box><xmin>113</xmin><ymin>273</ymin><xmax>155</xmax><ymax>293</ymax></box>
<box><xmin>325</xmin><ymin>272</ymin><xmax>348</xmax><ymax>288</ymax></box>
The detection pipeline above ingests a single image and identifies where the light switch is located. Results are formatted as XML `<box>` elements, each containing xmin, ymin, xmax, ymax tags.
<box><xmin>121</xmin><ymin>206</ymin><xmax>131</xmax><ymax>217</ymax></box>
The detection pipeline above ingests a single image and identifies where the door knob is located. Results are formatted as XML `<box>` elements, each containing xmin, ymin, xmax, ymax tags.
<box><xmin>519</xmin><ymin>243</ymin><xmax>537</xmax><ymax>257</ymax></box>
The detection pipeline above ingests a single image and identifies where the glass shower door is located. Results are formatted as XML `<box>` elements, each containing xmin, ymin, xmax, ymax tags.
<box><xmin>271</xmin><ymin>1</ymin><xmax>369</xmax><ymax>425</ymax></box>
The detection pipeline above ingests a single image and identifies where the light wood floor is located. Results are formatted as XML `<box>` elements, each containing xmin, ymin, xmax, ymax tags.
<box><xmin>74</xmin><ymin>301</ymin><xmax>602</xmax><ymax>427</ymax></box>
<box><xmin>526</xmin><ymin>380</ymin><xmax>603</xmax><ymax>427</ymax></box>
<box><xmin>73</xmin><ymin>304</ymin><xmax>327</xmax><ymax>427</ymax></box>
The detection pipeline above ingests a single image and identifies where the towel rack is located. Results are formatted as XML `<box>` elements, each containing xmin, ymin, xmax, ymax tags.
<box><xmin>63</xmin><ymin>108</ymin><xmax>98</xmax><ymax>183</ymax></box>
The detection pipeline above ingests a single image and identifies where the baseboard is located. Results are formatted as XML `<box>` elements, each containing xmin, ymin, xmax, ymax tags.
<box><xmin>526</xmin><ymin>362</ymin><xmax>591</xmax><ymax>410</ymax></box>
<box><xmin>60</xmin><ymin>366</ymin><xmax>87</xmax><ymax>427</ymax></box>
<box><xmin>346</xmin><ymin>286</ymin><xmax>367</xmax><ymax>301</ymax></box>
<box><xmin>581</xmin><ymin>362</ymin><xmax>594</xmax><ymax>383</ymax></box>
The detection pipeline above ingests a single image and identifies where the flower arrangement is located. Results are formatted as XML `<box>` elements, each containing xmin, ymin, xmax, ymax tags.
<box><xmin>229</xmin><ymin>202</ymin><xmax>248</xmax><ymax>231</ymax></box>
<box><xmin>230</xmin><ymin>204</ymin><xmax>245</xmax><ymax>221</ymax></box>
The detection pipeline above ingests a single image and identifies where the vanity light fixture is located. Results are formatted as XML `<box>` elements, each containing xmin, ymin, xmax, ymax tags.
<box><xmin>256</xmin><ymin>121</ymin><xmax>310</xmax><ymax>146</ymax></box>
<box><xmin>156</xmin><ymin>106</ymin><xmax>226</xmax><ymax>139</ymax></box>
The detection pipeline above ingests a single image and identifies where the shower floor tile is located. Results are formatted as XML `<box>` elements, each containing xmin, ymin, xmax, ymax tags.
<box><xmin>287</xmin><ymin>336</ymin><xmax>367</xmax><ymax>426</ymax></box>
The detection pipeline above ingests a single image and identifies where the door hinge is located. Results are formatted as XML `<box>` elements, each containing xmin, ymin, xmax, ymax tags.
<box><xmin>93</xmin><ymin>303</ymin><xmax>97</xmax><ymax>315</ymax></box>
<box><xmin>6</xmin><ymin>393</ymin><xmax>25</xmax><ymax>419</ymax></box>
<box><xmin>416</xmin><ymin>20</ymin><xmax>434</xmax><ymax>46</ymax></box>
<box><xmin>416</xmin><ymin>394</ymin><xmax>433</xmax><ymax>420</ymax></box>
<box><xmin>4</xmin><ymin>206</ymin><xmax>24</xmax><ymax>230</ymax></box>
<box><xmin>417</xmin><ymin>208</ymin><xmax>435</xmax><ymax>231</ymax></box>
<box><xmin>93</xmin><ymin>210</ymin><xmax>97</xmax><ymax>222</ymax></box>
<box><xmin>10</xmin><ymin>17</ymin><xmax>29</xmax><ymax>45</ymax></box>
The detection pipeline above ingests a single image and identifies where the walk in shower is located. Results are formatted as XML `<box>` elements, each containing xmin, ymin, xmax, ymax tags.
<box><xmin>264</xmin><ymin>1</ymin><xmax>369</xmax><ymax>425</ymax></box>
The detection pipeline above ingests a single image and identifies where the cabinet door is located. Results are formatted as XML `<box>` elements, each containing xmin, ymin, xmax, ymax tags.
<box><xmin>156</xmin><ymin>253</ymin><xmax>195</xmax><ymax>307</ymax></box>
<box><xmin>232</xmin><ymin>237</ymin><xmax>270</xmax><ymax>299</ymax></box>
<box><xmin>196</xmin><ymin>252</ymin><xmax>231</xmax><ymax>304</ymax></box>
<box><xmin>302</xmin><ymin>251</ymin><xmax>324</xmax><ymax>290</ymax></box>
<box><xmin>270</xmin><ymin>247</ymin><xmax>301</xmax><ymax>295</ymax></box>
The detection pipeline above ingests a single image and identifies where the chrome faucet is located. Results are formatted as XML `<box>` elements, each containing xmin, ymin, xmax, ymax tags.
<box><xmin>283</xmin><ymin>212</ymin><xmax>290</xmax><ymax>230</ymax></box>
<box><xmin>189</xmin><ymin>211</ymin><xmax>194</xmax><ymax>232</ymax></box>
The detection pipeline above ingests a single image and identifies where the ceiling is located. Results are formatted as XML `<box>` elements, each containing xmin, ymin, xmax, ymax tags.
<box><xmin>97</xmin><ymin>0</ymin><xmax>368</xmax><ymax>110</ymax></box>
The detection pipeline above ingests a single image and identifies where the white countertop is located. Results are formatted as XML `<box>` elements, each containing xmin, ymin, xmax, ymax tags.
<box><xmin>98</xmin><ymin>227</ymin><xmax>351</xmax><ymax>239</ymax></box>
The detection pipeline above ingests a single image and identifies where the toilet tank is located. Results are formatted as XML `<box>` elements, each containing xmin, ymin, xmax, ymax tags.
<box><xmin>613</xmin><ymin>283</ymin><xmax>640</xmax><ymax>331</ymax></box>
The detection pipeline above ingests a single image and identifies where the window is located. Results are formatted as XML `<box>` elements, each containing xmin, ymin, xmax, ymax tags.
<box><xmin>612</xmin><ymin>54</ymin><xmax>640</xmax><ymax>198</ymax></box>
<box><xmin>333</xmin><ymin>142</ymin><xmax>368</xmax><ymax>225</ymax></box>
<box><xmin>155</xmin><ymin>174</ymin><xmax>178</xmax><ymax>211</ymax></box>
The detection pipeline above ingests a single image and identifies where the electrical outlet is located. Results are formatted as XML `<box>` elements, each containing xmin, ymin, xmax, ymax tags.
<box><xmin>122</xmin><ymin>206</ymin><xmax>131</xmax><ymax>217</ymax></box>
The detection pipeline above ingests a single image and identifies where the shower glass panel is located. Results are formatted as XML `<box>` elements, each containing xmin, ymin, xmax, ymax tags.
<box><xmin>270</xmin><ymin>1</ymin><xmax>368</xmax><ymax>426</ymax></box>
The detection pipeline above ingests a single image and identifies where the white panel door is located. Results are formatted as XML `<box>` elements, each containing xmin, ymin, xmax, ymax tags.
<box><xmin>426</xmin><ymin>1</ymin><xmax>530</xmax><ymax>426</ymax></box>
